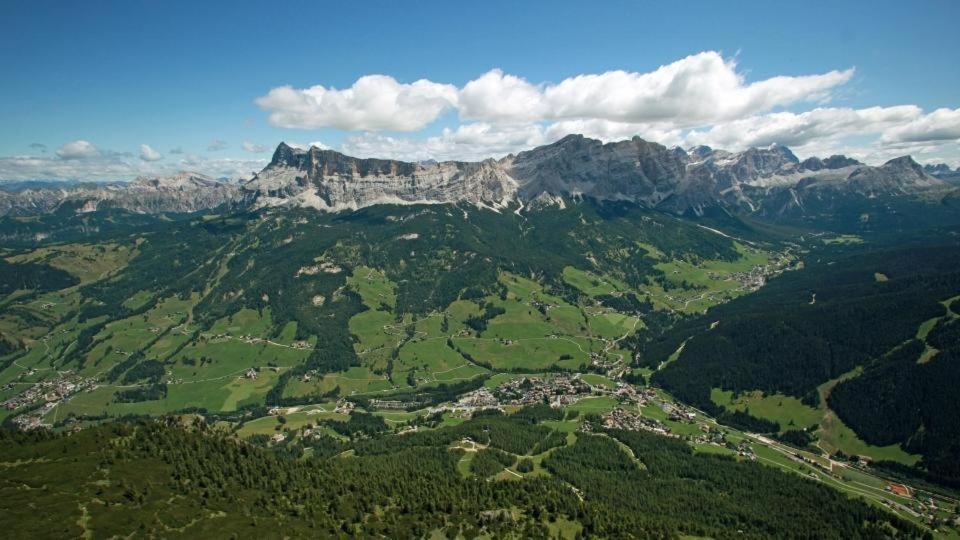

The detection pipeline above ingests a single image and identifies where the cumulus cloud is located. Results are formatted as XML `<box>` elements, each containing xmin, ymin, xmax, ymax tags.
<box><xmin>259</xmin><ymin>52</ymin><xmax>853</xmax><ymax>133</ymax></box>
<box><xmin>881</xmin><ymin>107</ymin><xmax>960</xmax><ymax>144</ymax></box>
<box><xmin>242</xmin><ymin>141</ymin><xmax>270</xmax><ymax>153</ymax></box>
<box><xmin>684</xmin><ymin>106</ymin><xmax>923</xmax><ymax>150</ymax></box>
<box><xmin>207</xmin><ymin>139</ymin><xmax>228</xmax><ymax>151</ymax></box>
<box><xmin>538</xmin><ymin>53</ymin><xmax>853</xmax><ymax>126</ymax></box>
<box><xmin>459</xmin><ymin>69</ymin><xmax>548</xmax><ymax>123</ymax></box>
<box><xmin>56</xmin><ymin>140</ymin><xmax>99</xmax><ymax>159</ymax></box>
<box><xmin>139</xmin><ymin>144</ymin><xmax>163</xmax><ymax>162</ymax></box>
<box><xmin>256</xmin><ymin>75</ymin><xmax>459</xmax><ymax>131</ymax></box>
<box><xmin>257</xmin><ymin>50</ymin><xmax>946</xmax><ymax>162</ymax></box>
<box><xmin>341</xmin><ymin>123</ymin><xmax>548</xmax><ymax>162</ymax></box>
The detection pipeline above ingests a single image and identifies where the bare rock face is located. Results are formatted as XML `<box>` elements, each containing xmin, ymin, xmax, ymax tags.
<box><xmin>502</xmin><ymin>135</ymin><xmax>687</xmax><ymax>206</ymax></box>
<box><xmin>0</xmin><ymin>137</ymin><xmax>952</xmax><ymax>219</ymax></box>
<box><xmin>245</xmin><ymin>144</ymin><xmax>518</xmax><ymax>211</ymax></box>
<box><xmin>923</xmin><ymin>163</ymin><xmax>960</xmax><ymax>183</ymax></box>
<box><xmin>0</xmin><ymin>173</ymin><xmax>244</xmax><ymax>217</ymax></box>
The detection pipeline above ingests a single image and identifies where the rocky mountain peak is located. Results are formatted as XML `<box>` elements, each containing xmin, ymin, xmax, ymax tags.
<box><xmin>688</xmin><ymin>145</ymin><xmax>714</xmax><ymax>159</ymax></box>
<box><xmin>129</xmin><ymin>172</ymin><xmax>221</xmax><ymax>190</ymax></box>
<box><xmin>800</xmin><ymin>155</ymin><xmax>861</xmax><ymax>172</ymax></box>
<box><xmin>270</xmin><ymin>142</ymin><xmax>306</xmax><ymax>169</ymax></box>
<box><xmin>923</xmin><ymin>163</ymin><xmax>956</xmax><ymax>174</ymax></box>
<box><xmin>882</xmin><ymin>156</ymin><xmax>925</xmax><ymax>176</ymax></box>
<box><xmin>2</xmin><ymin>136</ymin><xmax>956</xmax><ymax>220</ymax></box>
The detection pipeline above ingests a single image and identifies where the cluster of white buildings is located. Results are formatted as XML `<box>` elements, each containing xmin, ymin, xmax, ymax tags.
<box><xmin>2</xmin><ymin>372</ymin><xmax>96</xmax><ymax>412</ymax></box>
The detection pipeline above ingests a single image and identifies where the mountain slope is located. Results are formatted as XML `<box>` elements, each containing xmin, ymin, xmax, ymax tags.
<box><xmin>0</xmin><ymin>172</ymin><xmax>244</xmax><ymax>216</ymax></box>
<box><xmin>246</xmin><ymin>143</ymin><xmax>517</xmax><ymax>211</ymax></box>
<box><xmin>1</xmin><ymin>136</ymin><xmax>955</xmax><ymax>234</ymax></box>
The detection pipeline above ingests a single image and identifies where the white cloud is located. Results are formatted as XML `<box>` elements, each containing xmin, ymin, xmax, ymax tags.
<box><xmin>258</xmin><ymin>52</ymin><xmax>854</xmax><ymax>133</ymax></box>
<box><xmin>538</xmin><ymin>53</ymin><xmax>853</xmax><ymax>127</ymax></box>
<box><xmin>139</xmin><ymin>144</ymin><xmax>162</xmax><ymax>162</ymax></box>
<box><xmin>207</xmin><ymin>139</ymin><xmax>228</xmax><ymax>151</ymax></box>
<box><xmin>256</xmin><ymin>75</ymin><xmax>459</xmax><ymax>131</ymax></box>
<box><xmin>56</xmin><ymin>140</ymin><xmax>99</xmax><ymax>159</ymax></box>
<box><xmin>459</xmin><ymin>69</ymin><xmax>547</xmax><ymax>123</ymax></box>
<box><xmin>176</xmin><ymin>155</ymin><xmax>267</xmax><ymax>180</ymax></box>
<box><xmin>341</xmin><ymin>123</ymin><xmax>548</xmax><ymax>162</ymax></box>
<box><xmin>881</xmin><ymin>107</ymin><xmax>960</xmax><ymax>144</ymax></box>
<box><xmin>684</xmin><ymin>106</ymin><xmax>923</xmax><ymax>150</ymax></box>
<box><xmin>242</xmin><ymin>141</ymin><xmax>270</xmax><ymax>153</ymax></box>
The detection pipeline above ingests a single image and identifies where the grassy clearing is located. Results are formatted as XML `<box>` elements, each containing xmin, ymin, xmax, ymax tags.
<box><xmin>482</xmin><ymin>298</ymin><xmax>556</xmax><ymax>340</ymax></box>
<box><xmin>815</xmin><ymin>371</ymin><xmax>920</xmax><ymax>465</ymax></box>
<box><xmin>7</xmin><ymin>242</ymin><xmax>136</xmax><ymax>284</ymax></box>
<box><xmin>285</xmin><ymin>366</ymin><xmax>395</xmax><ymax>398</ymax></box>
<box><xmin>395</xmin><ymin>338</ymin><xmax>487</xmax><ymax>384</ymax></box>
<box><xmin>586</xmin><ymin>310</ymin><xmax>639</xmax><ymax>338</ymax></box>
<box><xmin>566</xmin><ymin>396</ymin><xmax>619</xmax><ymax>414</ymax></box>
<box><xmin>562</xmin><ymin>267</ymin><xmax>626</xmax><ymax>296</ymax></box>
<box><xmin>817</xmin><ymin>413</ymin><xmax>920</xmax><ymax>465</ymax></box>
<box><xmin>822</xmin><ymin>234</ymin><xmax>864</xmax><ymax>245</ymax></box>
<box><xmin>453</xmin><ymin>336</ymin><xmax>590</xmax><ymax>371</ymax></box>
<box><xmin>347</xmin><ymin>266</ymin><xmax>397</xmax><ymax>310</ymax></box>
<box><xmin>236</xmin><ymin>409</ymin><xmax>349</xmax><ymax>438</ymax></box>
<box><xmin>711</xmin><ymin>389</ymin><xmax>821</xmax><ymax>431</ymax></box>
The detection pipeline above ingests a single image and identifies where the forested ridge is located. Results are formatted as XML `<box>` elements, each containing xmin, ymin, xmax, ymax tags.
<box><xmin>2</xmin><ymin>197</ymin><xmax>959</xmax><ymax>536</ymax></box>
<box><xmin>644</xmin><ymin>242</ymin><xmax>960</xmax><ymax>486</ymax></box>
<box><xmin>829</xmin><ymin>318</ymin><xmax>960</xmax><ymax>487</ymax></box>
<box><xmin>0</xmin><ymin>416</ymin><xmax>924</xmax><ymax>539</ymax></box>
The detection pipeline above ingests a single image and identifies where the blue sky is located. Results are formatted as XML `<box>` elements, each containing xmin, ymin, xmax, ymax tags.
<box><xmin>1</xmin><ymin>0</ymin><xmax>958</xmax><ymax>180</ymax></box>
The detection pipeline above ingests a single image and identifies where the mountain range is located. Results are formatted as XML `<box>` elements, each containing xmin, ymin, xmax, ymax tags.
<box><xmin>0</xmin><ymin>135</ymin><xmax>955</xmax><ymax>221</ymax></box>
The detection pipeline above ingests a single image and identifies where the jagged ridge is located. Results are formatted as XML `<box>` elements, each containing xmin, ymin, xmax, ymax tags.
<box><xmin>0</xmin><ymin>136</ymin><xmax>952</xmax><ymax>218</ymax></box>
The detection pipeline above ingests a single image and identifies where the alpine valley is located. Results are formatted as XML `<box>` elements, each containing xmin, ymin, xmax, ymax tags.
<box><xmin>3</xmin><ymin>136</ymin><xmax>960</xmax><ymax>538</ymax></box>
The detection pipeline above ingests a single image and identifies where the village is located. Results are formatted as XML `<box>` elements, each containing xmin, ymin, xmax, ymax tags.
<box><xmin>2</xmin><ymin>370</ymin><xmax>97</xmax><ymax>412</ymax></box>
<box><xmin>2</xmin><ymin>370</ymin><xmax>98</xmax><ymax>430</ymax></box>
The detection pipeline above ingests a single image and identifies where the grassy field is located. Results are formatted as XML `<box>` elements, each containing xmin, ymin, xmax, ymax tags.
<box><xmin>7</xmin><ymin>241</ymin><xmax>137</xmax><ymax>285</ymax></box>
<box><xmin>395</xmin><ymin>337</ymin><xmax>487</xmax><ymax>384</ymax></box>
<box><xmin>711</xmin><ymin>388</ymin><xmax>821</xmax><ymax>431</ymax></box>
<box><xmin>562</xmin><ymin>267</ymin><xmax>627</xmax><ymax>296</ymax></box>
<box><xmin>235</xmin><ymin>408</ymin><xmax>349</xmax><ymax>438</ymax></box>
<box><xmin>709</xmin><ymin>380</ymin><xmax>920</xmax><ymax>466</ymax></box>
<box><xmin>565</xmin><ymin>396</ymin><xmax>619</xmax><ymax>414</ymax></box>
<box><xmin>814</xmin><ymin>371</ymin><xmax>921</xmax><ymax>465</ymax></box>
<box><xmin>453</xmin><ymin>336</ymin><xmax>590</xmax><ymax>371</ymax></box>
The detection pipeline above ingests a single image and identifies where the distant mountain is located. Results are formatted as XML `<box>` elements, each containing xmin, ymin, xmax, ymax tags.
<box><xmin>0</xmin><ymin>172</ymin><xmax>244</xmax><ymax>216</ymax></box>
<box><xmin>924</xmin><ymin>163</ymin><xmax>960</xmax><ymax>183</ymax></box>
<box><xmin>244</xmin><ymin>143</ymin><xmax>516</xmax><ymax>211</ymax></box>
<box><xmin>0</xmin><ymin>136</ymin><xmax>954</xmax><ymax>226</ymax></box>
<box><xmin>246</xmin><ymin>136</ymin><xmax>954</xmax><ymax>219</ymax></box>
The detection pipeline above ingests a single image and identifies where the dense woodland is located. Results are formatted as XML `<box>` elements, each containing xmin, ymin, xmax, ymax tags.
<box><xmin>0</xmin><ymin>415</ymin><xmax>924</xmax><ymax>539</ymax></box>
<box><xmin>646</xmin><ymin>243</ymin><xmax>960</xmax><ymax>486</ymax></box>
<box><xmin>2</xmin><ymin>197</ymin><xmax>960</xmax><ymax>535</ymax></box>
<box><xmin>0</xmin><ymin>259</ymin><xmax>78</xmax><ymax>295</ymax></box>
<box><xmin>829</xmin><ymin>325</ymin><xmax>960</xmax><ymax>487</ymax></box>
